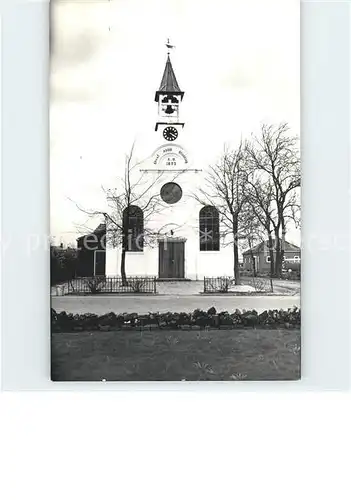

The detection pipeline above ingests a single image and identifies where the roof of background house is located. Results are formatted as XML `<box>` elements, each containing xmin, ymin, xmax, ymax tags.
<box><xmin>93</xmin><ymin>223</ymin><xmax>106</xmax><ymax>233</ymax></box>
<box><xmin>242</xmin><ymin>239</ymin><xmax>300</xmax><ymax>256</ymax></box>
<box><xmin>76</xmin><ymin>223</ymin><xmax>106</xmax><ymax>242</ymax></box>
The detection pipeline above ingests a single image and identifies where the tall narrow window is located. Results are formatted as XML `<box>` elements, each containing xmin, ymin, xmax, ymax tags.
<box><xmin>199</xmin><ymin>206</ymin><xmax>220</xmax><ymax>251</ymax></box>
<box><xmin>123</xmin><ymin>205</ymin><xmax>144</xmax><ymax>252</ymax></box>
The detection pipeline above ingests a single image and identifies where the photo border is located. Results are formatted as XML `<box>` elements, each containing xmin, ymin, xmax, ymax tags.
<box><xmin>1</xmin><ymin>0</ymin><xmax>350</xmax><ymax>390</ymax></box>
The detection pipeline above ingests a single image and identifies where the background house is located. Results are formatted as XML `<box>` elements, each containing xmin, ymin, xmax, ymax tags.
<box><xmin>77</xmin><ymin>223</ymin><xmax>106</xmax><ymax>277</ymax></box>
<box><xmin>242</xmin><ymin>239</ymin><xmax>301</xmax><ymax>274</ymax></box>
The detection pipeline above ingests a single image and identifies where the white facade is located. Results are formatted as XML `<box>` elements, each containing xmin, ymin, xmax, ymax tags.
<box><xmin>106</xmin><ymin>55</ymin><xmax>234</xmax><ymax>280</ymax></box>
<box><xmin>105</xmin><ymin>169</ymin><xmax>234</xmax><ymax>279</ymax></box>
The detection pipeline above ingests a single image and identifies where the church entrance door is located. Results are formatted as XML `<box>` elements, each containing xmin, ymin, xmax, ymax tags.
<box><xmin>158</xmin><ymin>240</ymin><xmax>185</xmax><ymax>279</ymax></box>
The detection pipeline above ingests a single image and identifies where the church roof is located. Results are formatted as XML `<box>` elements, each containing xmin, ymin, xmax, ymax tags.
<box><xmin>155</xmin><ymin>55</ymin><xmax>184</xmax><ymax>101</ymax></box>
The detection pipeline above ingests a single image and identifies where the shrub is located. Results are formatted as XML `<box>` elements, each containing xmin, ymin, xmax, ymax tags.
<box><xmin>51</xmin><ymin>245</ymin><xmax>78</xmax><ymax>286</ymax></box>
<box><xmin>83</xmin><ymin>276</ymin><xmax>106</xmax><ymax>294</ymax></box>
<box><xmin>129</xmin><ymin>278</ymin><xmax>149</xmax><ymax>293</ymax></box>
<box><xmin>248</xmin><ymin>277</ymin><xmax>272</xmax><ymax>292</ymax></box>
<box><xmin>204</xmin><ymin>276</ymin><xmax>237</xmax><ymax>293</ymax></box>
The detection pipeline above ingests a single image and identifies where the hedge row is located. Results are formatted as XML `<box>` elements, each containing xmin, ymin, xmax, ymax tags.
<box><xmin>51</xmin><ymin>306</ymin><xmax>300</xmax><ymax>332</ymax></box>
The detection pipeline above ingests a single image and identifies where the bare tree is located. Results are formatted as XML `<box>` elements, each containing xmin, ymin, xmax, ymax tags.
<box><xmin>194</xmin><ymin>143</ymin><xmax>248</xmax><ymax>285</ymax></box>
<box><xmin>245</xmin><ymin>123</ymin><xmax>300</xmax><ymax>277</ymax></box>
<box><xmin>245</xmin><ymin>178</ymin><xmax>276</xmax><ymax>278</ymax></box>
<box><xmin>239</xmin><ymin>209</ymin><xmax>265</xmax><ymax>277</ymax></box>
<box><xmin>75</xmin><ymin>144</ymin><xmax>177</xmax><ymax>285</ymax></box>
<box><xmin>239</xmin><ymin>209</ymin><xmax>275</xmax><ymax>292</ymax></box>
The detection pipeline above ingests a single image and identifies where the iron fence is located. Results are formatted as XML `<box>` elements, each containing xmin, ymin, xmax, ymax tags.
<box><xmin>204</xmin><ymin>276</ymin><xmax>236</xmax><ymax>293</ymax></box>
<box><xmin>55</xmin><ymin>276</ymin><xmax>157</xmax><ymax>295</ymax></box>
<box><xmin>204</xmin><ymin>276</ymin><xmax>276</xmax><ymax>293</ymax></box>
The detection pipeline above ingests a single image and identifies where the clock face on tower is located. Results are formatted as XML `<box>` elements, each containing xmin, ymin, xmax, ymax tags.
<box><xmin>163</xmin><ymin>126</ymin><xmax>178</xmax><ymax>142</ymax></box>
<box><xmin>160</xmin><ymin>182</ymin><xmax>182</xmax><ymax>204</ymax></box>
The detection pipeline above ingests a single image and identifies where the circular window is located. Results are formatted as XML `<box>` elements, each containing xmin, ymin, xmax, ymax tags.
<box><xmin>160</xmin><ymin>182</ymin><xmax>183</xmax><ymax>204</ymax></box>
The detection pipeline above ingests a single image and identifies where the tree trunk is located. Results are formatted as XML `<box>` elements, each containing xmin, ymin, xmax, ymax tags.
<box><xmin>233</xmin><ymin>221</ymin><xmax>241</xmax><ymax>285</ymax></box>
<box><xmin>281</xmin><ymin>226</ymin><xmax>286</xmax><ymax>274</ymax></box>
<box><xmin>274</xmin><ymin>228</ymin><xmax>281</xmax><ymax>277</ymax></box>
<box><xmin>121</xmin><ymin>209</ymin><xmax>129</xmax><ymax>286</ymax></box>
<box><xmin>120</xmin><ymin>247</ymin><xmax>127</xmax><ymax>286</ymax></box>
<box><xmin>249</xmin><ymin>249</ymin><xmax>256</xmax><ymax>276</ymax></box>
<box><xmin>248</xmin><ymin>238</ymin><xmax>256</xmax><ymax>276</ymax></box>
<box><xmin>269</xmin><ymin>274</ymin><xmax>273</xmax><ymax>293</ymax></box>
<box><xmin>266</xmin><ymin>231</ymin><xmax>274</xmax><ymax>292</ymax></box>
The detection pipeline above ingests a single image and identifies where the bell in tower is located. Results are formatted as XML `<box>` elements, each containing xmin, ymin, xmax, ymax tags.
<box><xmin>161</xmin><ymin>95</ymin><xmax>179</xmax><ymax>115</ymax></box>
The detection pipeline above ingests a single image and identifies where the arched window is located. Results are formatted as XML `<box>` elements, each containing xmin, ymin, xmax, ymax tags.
<box><xmin>199</xmin><ymin>206</ymin><xmax>220</xmax><ymax>251</ymax></box>
<box><xmin>123</xmin><ymin>205</ymin><xmax>144</xmax><ymax>252</ymax></box>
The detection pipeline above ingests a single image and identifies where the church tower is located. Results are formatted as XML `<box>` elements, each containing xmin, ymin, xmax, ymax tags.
<box><xmin>154</xmin><ymin>53</ymin><xmax>184</xmax><ymax>136</ymax></box>
<box><xmin>149</xmin><ymin>49</ymin><xmax>192</xmax><ymax>173</ymax></box>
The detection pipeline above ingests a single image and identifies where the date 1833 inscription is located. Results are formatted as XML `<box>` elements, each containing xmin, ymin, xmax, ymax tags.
<box><xmin>153</xmin><ymin>146</ymin><xmax>189</xmax><ymax>167</ymax></box>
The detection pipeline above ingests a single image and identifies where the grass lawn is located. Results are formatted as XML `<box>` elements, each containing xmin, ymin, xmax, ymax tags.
<box><xmin>51</xmin><ymin>327</ymin><xmax>300</xmax><ymax>381</ymax></box>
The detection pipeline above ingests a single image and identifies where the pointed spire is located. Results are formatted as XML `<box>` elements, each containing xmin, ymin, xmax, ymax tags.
<box><xmin>155</xmin><ymin>55</ymin><xmax>184</xmax><ymax>102</ymax></box>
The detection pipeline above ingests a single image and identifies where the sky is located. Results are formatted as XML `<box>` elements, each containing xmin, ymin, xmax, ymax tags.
<box><xmin>50</xmin><ymin>0</ymin><xmax>300</xmax><ymax>245</ymax></box>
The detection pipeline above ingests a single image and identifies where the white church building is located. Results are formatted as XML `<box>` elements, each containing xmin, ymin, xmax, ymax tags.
<box><xmin>105</xmin><ymin>53</ymin><xmax>234</xmax><ymax>280</ymax></box>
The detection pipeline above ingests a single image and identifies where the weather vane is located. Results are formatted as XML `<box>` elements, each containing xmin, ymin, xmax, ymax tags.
<box><xmin>165</xmin><ymin>38</ymin><xmax>175</xmax><ymax>55</ymax></box>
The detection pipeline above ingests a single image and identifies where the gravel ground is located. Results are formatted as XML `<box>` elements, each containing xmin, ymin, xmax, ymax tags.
<box><xmin>52</xmin><ymin>294</ymin><xmax>300</xmax><ymax>315</ymax></box>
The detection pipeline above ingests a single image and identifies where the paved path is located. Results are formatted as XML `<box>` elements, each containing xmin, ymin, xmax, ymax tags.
<box><xmin>52</xmin><ymin>279</ymin><xmax>300</xmax><ymax>297</ymax></box>
<box><xmin>52</xmin><ymin>294</ymin><xmax>300</xmax><ymax>315</ymax></box>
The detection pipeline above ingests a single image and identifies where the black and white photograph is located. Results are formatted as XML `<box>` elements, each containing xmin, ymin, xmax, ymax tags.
<box><xmin>50</xmin><ymin>0</ymin><xmax>301</xmax><ymax>381</ymax></box>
